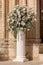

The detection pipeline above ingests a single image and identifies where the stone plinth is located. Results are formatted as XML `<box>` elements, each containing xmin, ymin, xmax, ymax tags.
<box><xmin>8</xmin><ymin>40</ymin><xmax>16</xmax><ymax>60</ymax></box>
<box><xmin>39</xmin><ymin>54</ymin><xmax>43</xmax><ymax>61</ymax></box>
<box><xmin>33</xmin><ymin>43</ymin><xmax>39</xmax><ymax>61</ymax></box>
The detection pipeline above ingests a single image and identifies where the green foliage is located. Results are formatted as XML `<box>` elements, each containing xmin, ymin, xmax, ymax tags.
<box><xmin>7</xmin><ymin>6</ymin><xmax>35</xmax><ymax>38</ymax></box>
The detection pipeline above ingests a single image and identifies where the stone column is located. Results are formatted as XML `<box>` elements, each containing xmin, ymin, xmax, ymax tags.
<box><xmin>34</xmin><ymin>0</ymin><xmax>41</xmax><ymax>42</ymax></box>
<box><xmin>9</xmin><ymin>0</ymin><xmax>15</xmax><ymax>40</ymax></box>
<box><xmin>32</xmin><ymin>0</ymin><xmax>40</xmax><ymax>61</ymax></box>
<box><xmin>2</xmin><ymin>0</ymin><xmax>9</xmax><ymax>60</ymax></box>
<box><xmin>27</xmin><ymin>0</ymin><xmax>34</xmax><ymax>9</ymax></box>
<box><xmin>13</xmin><ymin>29</ymin><xmax>28</xmax><ymax>62</ymax></box>
<box><xmin>8</xmin><ymin>0</ymin><xmax>16</xmax><ymax>60</ymax></box>
<box><xmin>19</xmin><ymin>0</ymin><xmax>26</xmax><ymax>6</ymax></box>
<box><xmin>33</xmin><ymin>43</ymin><xmax>39</xmax><ymax>61</ymax></box>
<box><xmin>9</xmin><ymin>0</ymin><xmax>15</xmax><ymax>12</ymax></box>
<box><xmin>0</xmin><ymin>0</ymin><xmax>5</xmax><ymax>40</ymax></box>
<box><xmin>27</xmin><ymin>0</ymin><xmax>40</xmax><ymax>61</ymax></box>
<box><xmin>27</xmin><ymin>0</ymin><xmax>35</xmax><ymax>40</ymax></box>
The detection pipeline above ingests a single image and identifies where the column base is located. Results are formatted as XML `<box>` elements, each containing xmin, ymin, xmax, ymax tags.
<box><xmin>13</xmin><ymin>57</ymin><xmax>29</xmax><ymax>62</ymax></box>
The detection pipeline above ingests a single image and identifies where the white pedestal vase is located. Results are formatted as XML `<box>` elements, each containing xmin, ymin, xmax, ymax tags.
<box><xmin>13</xmin><ymin>29</ymin><xmax>28</xmax><ymax>62</ymax></box>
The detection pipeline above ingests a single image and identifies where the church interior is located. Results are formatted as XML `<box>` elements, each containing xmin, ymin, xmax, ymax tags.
<box><xmin>0</xmin><ymin>0</ymin><xmax>43</xmax><ymax>62</ymax></box>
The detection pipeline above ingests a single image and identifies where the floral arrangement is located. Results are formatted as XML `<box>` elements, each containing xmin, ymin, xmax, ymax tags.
<box><xmin>7</xmin><ymin>5</ymin><xmax>35</xmax><ymax>38</ymax></box>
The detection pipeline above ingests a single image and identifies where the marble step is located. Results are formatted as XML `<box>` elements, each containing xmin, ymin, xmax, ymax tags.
<box><xmin>39</xmin><ymin>54</ymin><xmax>43</xmax><ymax>61</ymax></box>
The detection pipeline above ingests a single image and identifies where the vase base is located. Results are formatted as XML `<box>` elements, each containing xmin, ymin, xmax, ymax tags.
<box><xmin>13</xmin><ymin>57</ymin><xmax>29</xmax><ymax>62</ymax></box>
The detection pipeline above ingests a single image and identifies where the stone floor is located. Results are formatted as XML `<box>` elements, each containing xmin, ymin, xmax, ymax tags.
<box><xmin>0</xmin><ymin>61</ymin><xmax>43</xmax><ymax>65</ymax></box>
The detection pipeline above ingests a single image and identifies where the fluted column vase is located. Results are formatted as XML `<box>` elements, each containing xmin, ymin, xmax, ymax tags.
<box><xmin>13</xmin><ymin>29</ymin><xmax>28</xmax><ymax>62</ymax></box>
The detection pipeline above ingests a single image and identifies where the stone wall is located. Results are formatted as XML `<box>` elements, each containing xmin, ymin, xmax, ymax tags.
<box><xmin>0</xmin><ymin>0</ymin><xmax>41</xmax><ymax>61</ymax></box>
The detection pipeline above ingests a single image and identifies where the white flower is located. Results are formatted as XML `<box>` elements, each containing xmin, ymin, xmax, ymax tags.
<box><xmin>10</xmin><ymin>13</ymin><xmax>13</xmax><ymax>16</ymax></box>
<box><xmin>12</xmin><ymin>26</ymin><xmax>14</xmax><ymax>29</ymax></box>
<box><xmin>12</xmin><ymin>19</ymin><xmax>14</xmax><ymax>22</ymax></box>
<box><xmin>22</xmin><ymin>8</ymin><xmax>26</xmax><ymax>11</ymax></box>
<box><xmin>21</xmin><ymin>21</ymin><xmax>25</xmax><ymax>26</ymax></box>
<box><xmin>17</xmin><ymin>9</ymin><xmax>20</xmax><ymax>16</ymax></box>
<box><xmin>13</xmin><ymin>8</ymin><xmax>16</xmax><ymax>11</ymax></box>
<box><xmin>7</xmin><ymin>19</ymin><xmax>10</xmax><ymax>22</ymax></box>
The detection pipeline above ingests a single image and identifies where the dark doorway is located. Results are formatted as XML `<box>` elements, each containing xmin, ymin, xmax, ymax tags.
<box><xmin>40</xmin><ymin>0</ymin><xmax>43</xmax><ymax>43</ymax></box>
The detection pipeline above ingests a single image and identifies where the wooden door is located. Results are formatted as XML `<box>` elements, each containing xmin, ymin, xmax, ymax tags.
<box><xmin>40</xmin><ymin>0</ymin><xmax>43</xmax><ymax>43</ymax></box>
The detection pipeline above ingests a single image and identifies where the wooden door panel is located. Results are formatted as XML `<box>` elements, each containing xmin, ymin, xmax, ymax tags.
<box><xmin>40</xmin><ymin>0</ymin><xmax>43</xmax><ymax>42</ymax></box>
